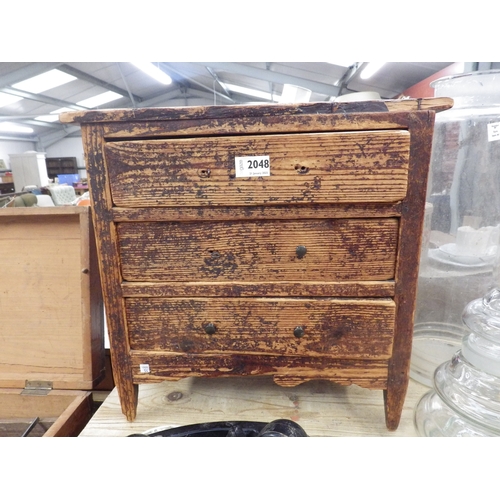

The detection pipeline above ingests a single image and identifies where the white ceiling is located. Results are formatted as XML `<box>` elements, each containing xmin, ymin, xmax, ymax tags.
<box><xmin>0</xmin><ymin>61</ymin><xmax>455</xmax><ymax>148</ymax></box>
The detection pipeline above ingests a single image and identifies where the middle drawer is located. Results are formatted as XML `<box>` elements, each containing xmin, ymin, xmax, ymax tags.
<box><xmin>117</xmin><ymin>218</ymin><xmax>399</xmax><ymax>282</ymax></box>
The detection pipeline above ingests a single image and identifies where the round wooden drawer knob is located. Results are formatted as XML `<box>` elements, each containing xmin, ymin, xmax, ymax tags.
<box><xmin>294</xmin><ymin>326</ymin><xmax>305</xmax><ymax>338</ymax></box>
<box><xmin>204</xmin><ymin>323</ymin><xmax>217</xmax><ymax>335</ymax></box>
<box><xmin>296</xmin><ymin>245</ymin><xmax>307</xmax><ymax>259</ymax></box>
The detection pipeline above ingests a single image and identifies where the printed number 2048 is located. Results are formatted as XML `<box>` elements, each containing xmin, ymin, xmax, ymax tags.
<box><xmin>248</xmin><ymin>159</ymin><xmax>270</xmax><ymax>169</ymax></box>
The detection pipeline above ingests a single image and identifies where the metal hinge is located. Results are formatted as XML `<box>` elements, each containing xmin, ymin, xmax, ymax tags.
<box><xmin>21</xmin><ymin>380</ymin><xmax>53</xmax><ymax>396</ymax></box>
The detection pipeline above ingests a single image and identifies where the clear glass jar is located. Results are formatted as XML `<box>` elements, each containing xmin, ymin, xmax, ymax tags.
<box><xmin>410</xmin><ymin>70</ymin><xmax>500</xmax><ymax>387</ymax></box>
<box><xmin>414</xmin><ymin>288</ymin><xmax>500</xmax><ymax>437</ymax></box>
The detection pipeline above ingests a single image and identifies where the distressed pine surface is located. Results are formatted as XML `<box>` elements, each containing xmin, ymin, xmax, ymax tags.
<box><xmin>105</xmin><ymin>131</ymin><xmax>410</xmax><ymax>207</ymax></box>
<box><xmin>129</xmin><ymin>353</ymin><xmax>389</xmax><ymax>389</ymax></box>
<box><xmin>80</xmin><ymin>377</ymin><xmax>430</xmax><ymax>437</ymax></box>
<box><xmin>80</xmin><ymin>125</ymin><xmax>139</xmax><ymax>421</ymax></box>
<box><xmin>60</xmin><ymin>97</ymin><xmax>453</xmax><ymax>125</ymax></box>
<box><xmin>121</xmin><ymin>281</ymin><xmax>396</xmax><ymax>298</ymax></box>
<box><xmin>383</xmin><ymin>111</ymin><xmax>437</xmax><ymax>430</ymax></box>
<box><xmin>125</xmin><ymin>297</ymin><xmax>395</xmax><ymax>357</ymax></box>
<box><xmin>111</xmin><ymin>202</ymin><xmax>403</xmax><ymax>222</ymax></box>
<box><xmin>69</xmin><ymin>98</ymin><xmax>450</xmax><ymax>427</ymax></box>
<box><xmin>117</xmin><ymin>218</ymin><xmax>399</xmax><ymax>282</ymax></box>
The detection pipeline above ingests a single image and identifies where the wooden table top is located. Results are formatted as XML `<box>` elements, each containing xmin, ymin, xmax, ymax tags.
<box><xmin>81</xmin><ymin>376</ymin><xmax>431</xmax><ymax>437</ymax></box>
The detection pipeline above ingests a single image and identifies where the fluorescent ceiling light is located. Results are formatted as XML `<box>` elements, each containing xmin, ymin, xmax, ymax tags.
<box><xmin>224</xmin><ymin>83</ymin><xmax>280</xmax><ymax>102</ymax></box>
<box><xmin>35</xmin><ymin>114</ymin><xmax>60</xmax><ymax>123</ymax></box>
<box><xmin>0</xmin><ymin>92</ymin><xmax>23</xmax><ymax>108</ymax></box>
<box><xmin>12</xmin><ymin>69</ymin><xmax>76</xmax><ymax>93</ymax></box>
<box><xmin>360</xmin><ymin>62</ymin><xmax>386</xmax><ymax>80</ymax></box>
<box><xmin>0</xmin><ymin>122</ymin><xmax>34</xmax><ymax>134</ymax></box>
<box><xmin>35</xmin><ymin>107</ymin><xmax>73</xmax><ymax>122</ymax></box>
<box><xmin>325</xmin><ymin>61</ymin><xmax>355</xmax><ymax>68</ymax></box>
<box><xmin>77</xmin><ymin>91</ymin><xmax>122</xmax><ymax>108</ymax></box>
<box><xmin>278</xmin><ymin>84</ymin><xmax>312</xmax><ymax>103</ymax></box>
<box><xmin>132</xmin><ymin>62</ymin><xmax>172</xmax><ymax>85</ymax></box>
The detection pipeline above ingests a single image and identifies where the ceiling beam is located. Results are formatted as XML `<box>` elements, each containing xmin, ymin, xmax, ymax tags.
<box><xmin>0</xmin><ymin>134</ymin><xmax>37</xmax><ymax>142</ymax></box>
<box><xmin>335</xmin><ymin>62</ymin><xmax>365</xmax><ymax>96</ymax></box>
<box><xmin>0</xmin><ymin>114</ymin><xmax>56</xmax><ymax>121</ymax></box>
<box><xmin>0</xmin><ymin>62</ymin><xmax>64</xmax><ymax>88</ymax></box>
<box><xmin>59</xmin><ymin>64</ymin><xmax>143</xmax><ymax>103</ymax></box>
<box><xmin>200</xmin><ymin>62</ymin><xmax>341</xmax><ymax>97</ymax></box>
<box><xmin>205</xmin><ymin>67</ymin><xmax>233</xmax><ymax>100</ymax></box>
<box><xmin>162</xmin><ymin>63</ymin><xmax>235</xmax><ymax>103</ymax></box>
<box><xmin>0</xmin><ymin>63</ymin><xmax>141</xmax><ymax>115</ymax></box>
<box><xmin>18</xmin><ymin>119</ymin><xmax>62</xmax><ymax>129</ymax></box>
<box><xmin>138</xmin><ymin>87</ymin><xmax>190</xmax><ymax>107</ymax></box>
<box><xmin>37</xmin><ymin>125</ymin><xmax>81</xmax><ymax>149</ymax></box>
<box><xmin>0</xmin><ymin>116</ymin><xmax>62</xmax><ymax>130</ymax></box>
<box><xmin>0</xmin><ymin>86</ymin><xmax>86</xmax><ymax>110</ymax></box>
<box><xmin>139</xmin><ymin>85</ymin><xmax>256</xmax><ymax>108</ymax></box>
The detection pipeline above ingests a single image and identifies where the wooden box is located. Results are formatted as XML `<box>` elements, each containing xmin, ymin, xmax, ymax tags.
<box><xmin>0</xmin><ymin>206</ymin><xmax>105</xmax><ymax>436</ymax></box>
<box><xmin>61</xmin><ymin>97</ymin><xmax>453</xmax><ymax>431</ymax></box>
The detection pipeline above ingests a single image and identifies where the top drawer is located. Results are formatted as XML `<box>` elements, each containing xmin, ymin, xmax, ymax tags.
<box><xmin>104</xmin><ymin>130</ymin><xmax>410</xmax><ymax>208</ymax></box>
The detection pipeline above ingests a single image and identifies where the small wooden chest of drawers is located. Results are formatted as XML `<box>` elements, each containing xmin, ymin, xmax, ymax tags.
<box><xmin>61</xmin><ymin>98</ymin><xmax>452</xmax><ymax>430</ymax></box>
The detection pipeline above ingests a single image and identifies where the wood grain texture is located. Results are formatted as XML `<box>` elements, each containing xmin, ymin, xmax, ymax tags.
<box><xmin>125</xmin><ymin>297</ymin><xmax>395</xmax><ymax>357</ymax></box>
<box><xmin>0</xmin><ymin>389</ymin><xmax>87</xmax><ymax>418</ymax></box>
<box><xmin>75</xmin><ymin>101</ymin><xmax>441</xmax><ymax>428</ymax></box>
<box><xmin>0</xmin><ymin>389</ymin><xmax>92</xmax><ymax>437</ymax></box>
<box><xmin>100</xmin><ymin>114</ymin><xmax>412</xmax><ymax>140</ymax></box>
<box><xmin>121</xmin><ymin>280</ymin><xmax>395</xmax><ymax>298</ymax></box>
<box><xmin>117</xmin><ymin>218</ymin><xmax>399</xmax><ymax>282</ymax></box>
<box><xmin>105</xmin><ymin>131</ymin><xmax>410</xmax><ymax>207</ymax></box>
<box><xmin>0</xmin><ymin>207</ymin><xmax>104</xmax><ymax>389</ymax></box>
<box><xmin>81</xmin><ymin>124</ymin><xmax>139</xmax><ymax>421</ymax></box>
<box><xmin>384</xmin><ymin>111</ymin><xmax>436</xmax><ymax>431</ymax></box>
<box><xmin>80</xmin><ymin>377</ymin><xmax>430</xmax><ymax>437</ymax></box>
<box><xmin>129</xmin><ymin>352</ymin><xmax>389</xmax><ymax>389</ymax></box>
<box><xmin>44</xmin><ymin>391</ymin><xmax>92</xmax><ymax>437</ymax></box>
<box><xmin>60</xmin><ymin>97</ymin><xmax>453</xmax><ymax>124</ymax></box>
<box><xmin>111</xmin><ymin>202</ymin><xmax>403</xmax><ymax>222</ymax></box>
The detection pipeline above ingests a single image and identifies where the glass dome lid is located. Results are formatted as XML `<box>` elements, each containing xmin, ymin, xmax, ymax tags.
<box><xmin>414</xmin><ymin>288</ymin><xmax>500</xmax><ymax>437</ymax></box>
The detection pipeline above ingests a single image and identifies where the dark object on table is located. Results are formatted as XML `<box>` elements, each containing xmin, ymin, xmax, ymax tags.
<box><xmin>128</xmin><ymin>419</ymin><xmax>308</xmax><ymax>437</ymax></box>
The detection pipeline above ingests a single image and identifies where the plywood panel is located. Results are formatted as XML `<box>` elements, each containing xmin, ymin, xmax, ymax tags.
<box><xmin>0</xmin><ymin>207</ymin><xmax>104</xmax><ymax>389</ymax></box>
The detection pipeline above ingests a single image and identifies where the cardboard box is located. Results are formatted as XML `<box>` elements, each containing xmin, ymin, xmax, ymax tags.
<box><xmin>0</xmin><ymin>174</ymin><xmax>13</xmax><ymax>184</ymax></box>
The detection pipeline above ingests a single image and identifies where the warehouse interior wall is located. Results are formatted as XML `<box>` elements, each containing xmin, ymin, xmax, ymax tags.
<box><xmin>0</xmin><ymin>139</ymin><xmax>37</xmax><ymax>167</ymax></box>
<box><xmin>1</xmin><ymin>136</ymin><xmax>86</xmax><ymax>178</ymax></box>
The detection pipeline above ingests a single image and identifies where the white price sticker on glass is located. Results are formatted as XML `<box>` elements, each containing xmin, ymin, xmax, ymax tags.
<box><xmin>488</xmin><ymin>122</ymin><xmax>500</xmax><ymax>142</ymax></box>
<box><xmin>235</xmin><ymin>156</ymin><xmax>270</xmax><ymax>178</ymax></box>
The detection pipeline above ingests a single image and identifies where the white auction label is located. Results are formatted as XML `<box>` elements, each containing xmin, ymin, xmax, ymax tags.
<box><xmin>235</xmin><ymin>156</ymin><xmax>270</xmax><ymax>177</ymax></box>
<box><xmin>487</xmin><ymin>122</ymin><xmax>500</xmax><ymax>142</ymax></box>
<box><xmin>139</xmin><ymin>363</ymin><xmax>150</xmax><ymax>373</ymax></box>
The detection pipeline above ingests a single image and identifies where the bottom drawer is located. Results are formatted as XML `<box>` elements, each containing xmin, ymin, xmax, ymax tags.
<box><xmin>0</xmin><ymin>389</ymin><xmax>93</xmax><ymax>437</ymax></box>
<box><xmin>126</xmin><ymin>298</ymin><xmax>396</xmax><ymax>359</ymax></box>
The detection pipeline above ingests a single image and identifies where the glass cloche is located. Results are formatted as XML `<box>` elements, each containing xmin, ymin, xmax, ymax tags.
<box><xmin>410</xmin><ymin>70</ymin><xmax>500</xmax><ymax>387</ymax></box>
